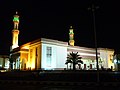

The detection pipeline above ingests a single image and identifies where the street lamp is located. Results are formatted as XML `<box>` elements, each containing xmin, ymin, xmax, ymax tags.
<box><xmin>88</xmin><ymin>4</ymin><xmax>99</xmax><ymax>82</ymax></box>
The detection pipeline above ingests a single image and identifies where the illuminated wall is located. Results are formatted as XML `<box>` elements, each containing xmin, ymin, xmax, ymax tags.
<box><xmin>67</xmin><ymin>46</ymin><xmax>97</xmax><ymax>69</ymax></box>
<box><xmin>27</xmin><ymin>40</ymin><xmax>41</xmax><ymax>70</ymax></box>
<box><xmin>56</xmin><ymin>46</ymin><xmax>67</xmax><ymax>69</ymax></box>
<box><xmin>20</xmin><ymin>52</ymin><xmax>28</xmax><ymax>70</ymax></box>
<box><xmin>10</xmin><ymin>38</ymin><xmax>115</xmax><ymax>70</ymax></box>
<box><xmin>41</xmin><ymin>38</ymin><xmax>68</xmax><ymax>70</ymax></box>
<box><xmin>98</xmin><ymin>48</ymin><xmax>114</xmax><ymax>69</ymax></box>
<box><xmin>0</xmin><ymin>56</ymin><xmax>9</xmax><ymax>69</ymax></box>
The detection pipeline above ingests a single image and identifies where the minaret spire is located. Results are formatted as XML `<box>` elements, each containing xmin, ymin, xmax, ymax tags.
<box><xmin>13</xmin><ymin>11</ymin><xmax>19</xmax><ymax>30</ymax></box>
<box><xmin>69</xmin><ymin>26</ymin><xmax>75</xmax><ymax>46</ymax></box>
<box><xmin>16</xmin><ymin>11</ymin><xmax>18</xmax><ymax>14</ymax></box>
<box><xmin>11</xmin><ymin>11</ymin><xmax>20</xmax><ymax>50</ymax></box>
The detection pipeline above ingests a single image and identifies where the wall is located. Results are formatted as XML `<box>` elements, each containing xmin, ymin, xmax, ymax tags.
<box><xmin>41</xmin><ymin>43</ymin><xmax>67</xmax><ymax>70</ymax></box>
<box><xmin>99</xmin><ymin>48</ymin><xmax>114</xmax><ymax>69</ymax></box>
<box><xmin>0</xmin><ymin>56</ymin><xmax>9</xmax><ymax>69</ymax></box>
<box><xmin>28</xmin><ymin>41</ymin><xmax>41</xmax><ymax>70</ymax></box>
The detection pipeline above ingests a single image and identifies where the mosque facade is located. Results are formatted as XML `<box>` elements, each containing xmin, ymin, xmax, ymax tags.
<box><xmin>9</xmin><ymin>12</ymin><xmax>116</xmax><ymax>71</ymax></box>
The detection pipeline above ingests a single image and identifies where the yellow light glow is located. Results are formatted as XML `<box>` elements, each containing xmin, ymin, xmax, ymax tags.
<box><xmin>27</xmin><ymin>62</ymin><xmax>30</xmax><ymax>68</ymax></box>
<box><xmin>22</xmin><ymin>46</ymin><xmax>29</xmax><ymax>49</ymax></box>
<box><xmin>31</xmin><ymin>64</ymin><xmax>35</xmax><ymax>70</ymax></box>
<box><xmin>12</xmin><ymin>44</ymin><xmax>19</xmax><ymax>49</ymax></box>
<box><xmin>26</xmin><ymin>61</ymin><xmax>35</xmax><ymax>70</ymax></box>
<box><xmin>69</xmin><ymin>40</ymin><xmax>74</xmax><ymax>46</ymax></box>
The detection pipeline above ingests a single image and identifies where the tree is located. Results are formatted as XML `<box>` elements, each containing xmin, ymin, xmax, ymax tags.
<box><xmin>65</xmin><ymin>52</ymin><xmax>83</xmax><ymax>70</ymax></box>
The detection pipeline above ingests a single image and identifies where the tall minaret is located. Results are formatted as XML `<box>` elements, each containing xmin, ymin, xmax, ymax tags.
<box><xmin>12</xmin><ymin>11</ymin><xmax>20</xmax><ymax>50</ymax></box>
<box><xmin>69</xmin><ymin>26</ymin><xmax>75</xmax><ymax>46</ymax></box>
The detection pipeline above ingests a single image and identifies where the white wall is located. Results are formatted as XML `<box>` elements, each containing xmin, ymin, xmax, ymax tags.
<box><xmin>99</xmin><ymin>50</ymin><xmax>108</xmax><ymax>68</ymax></box>
<box><xmin>0</xmin><ymin>57</ymin><xmax>9</xmax><ymax>68</ymax></box>
<box><xmin>56</xmin><ymin>46</ymin><xmax>67</xmax><ymax>69</ymax></box>
<box><xmin>99</xmin><ymin>49</ymin><xmax>114</xmax><ymax>69</ymax></box>
<box><xmin>41</xmin><ymin>43</ymin><xmax>67</xmax><ymax>70</ymax></box>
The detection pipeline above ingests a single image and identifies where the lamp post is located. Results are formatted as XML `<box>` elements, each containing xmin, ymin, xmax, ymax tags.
<box><xmin>88</xmin><ymin>4</ymin><xmax>99</xmax><ymax>82</ymax></box>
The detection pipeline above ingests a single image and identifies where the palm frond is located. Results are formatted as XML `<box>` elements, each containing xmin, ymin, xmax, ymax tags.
<box><xmin>77</xmin><ymin>60</ymin><xmax>83</xmax><ymax>64</ymax></box>
<box><xmin>65</xmin><ymin>52</ymin><xmax>83</xmax><ymax>70</ymax></box>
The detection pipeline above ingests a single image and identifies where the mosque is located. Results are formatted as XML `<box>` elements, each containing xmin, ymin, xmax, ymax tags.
<box><xmin>6</xmin><ymin>12</ymin><xmax>117</xmax><ymax>71</ymax></box>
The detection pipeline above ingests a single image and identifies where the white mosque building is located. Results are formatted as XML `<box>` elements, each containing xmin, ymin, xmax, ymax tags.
<box><xmin>8</xmin><ymin>12</ymin><xmax>116</xmax><ymax>71</ymax></box>
<box><xmin>10</xmin><ymin>13</ymin><xmax>115</xmax><ymax>70</ymax></box>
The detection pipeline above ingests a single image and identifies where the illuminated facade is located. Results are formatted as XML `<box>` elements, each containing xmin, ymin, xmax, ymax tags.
<box><xmin>10</xmin><ymin>13</ymin><xmax>115</xmax><ymax>71</ymax></box>
<box><xmin>10</xmin><ymin>38</ymin><xmax>68</xmax><ymax>70</ymax></box>
<box><xmin>0</xmin><ymin>55</ymin><xmax>9</xmax><ymax>69</ymax></box>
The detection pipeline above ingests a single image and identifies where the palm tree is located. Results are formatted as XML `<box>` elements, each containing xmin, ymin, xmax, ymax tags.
<box><xmin>65</xmin><ymin>52</ymin><xmax>83</xmax><ymax>70</ymax></box>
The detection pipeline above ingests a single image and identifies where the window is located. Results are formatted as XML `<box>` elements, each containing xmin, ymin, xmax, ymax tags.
<box><xmin>46</xmin><ymin>47</ymin><xmax>52</xmax><ymax>67</ymax></box>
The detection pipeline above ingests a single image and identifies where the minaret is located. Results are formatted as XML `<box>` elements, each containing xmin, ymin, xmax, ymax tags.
<box><xmin>12</xmin><ymin>11</ymin><xmax>20</xmax><ymax>50</ymax></box>
<box><xmin>69</xmin><ymin>26</ymin><xmax>75</xmax><ymax>46</ymax></box>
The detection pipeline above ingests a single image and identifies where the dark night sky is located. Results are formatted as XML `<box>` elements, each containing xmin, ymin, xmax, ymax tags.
<box><xmin>0</xmin><ymin>0</ymin><xmax>120</xmax><ymax>55</ymax></box>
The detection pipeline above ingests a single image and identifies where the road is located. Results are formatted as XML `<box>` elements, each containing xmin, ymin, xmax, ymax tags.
<box><xmin>0</xmin><ymin>80</ymin><xmax>120</xmax><ymax>90</ymax></box>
